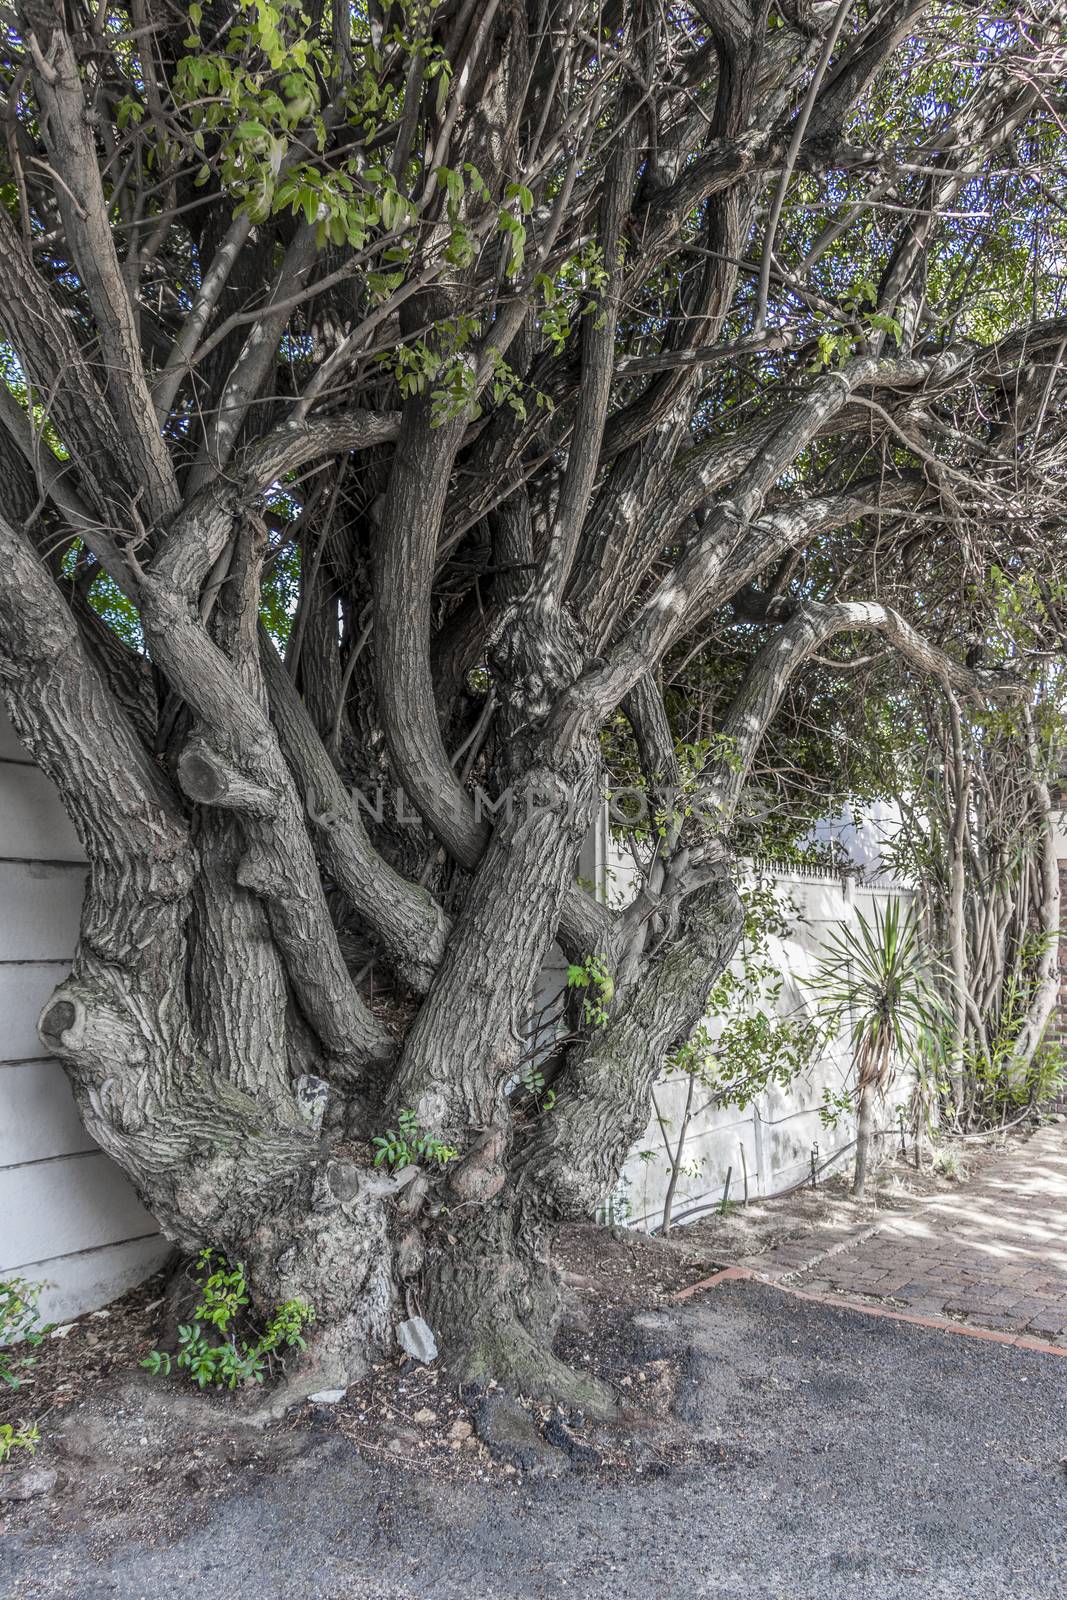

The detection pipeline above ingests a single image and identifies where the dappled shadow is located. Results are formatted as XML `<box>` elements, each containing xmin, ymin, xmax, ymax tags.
<box><xmin>765</xmin><ymin>1127</ymin><xmax>1067</xmax><ymax>1341</ymax></box>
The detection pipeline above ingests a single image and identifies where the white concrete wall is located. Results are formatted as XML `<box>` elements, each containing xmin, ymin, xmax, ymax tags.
<box><xmin>0</xmin><ymin>711</ymin><xmax>170</xmax><ymax>1323</ymax></box>
<box><xmin>607</xmin><ymin>859</ymin><xmax>916</xmax><ymax>1231</ymax></box>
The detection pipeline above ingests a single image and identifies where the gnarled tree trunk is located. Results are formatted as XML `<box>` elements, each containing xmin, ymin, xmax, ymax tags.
<box><xmin>0</xmin><ymin>0</ymin><xmax>1059</xmax><ymax>1399</ymax></box>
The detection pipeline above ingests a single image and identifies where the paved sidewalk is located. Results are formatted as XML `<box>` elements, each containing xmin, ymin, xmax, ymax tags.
<box><xmin>736</xmin><ymin>1124</ymin><xmax>1067</xmax><ymax>1344</ymax></box>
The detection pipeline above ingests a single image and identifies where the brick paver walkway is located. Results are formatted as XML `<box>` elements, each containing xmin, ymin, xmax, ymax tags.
<box><xmin>736</xmin><ymin>1124</ymin><xmax>1067</xmax><ymax>1345</ymax></box>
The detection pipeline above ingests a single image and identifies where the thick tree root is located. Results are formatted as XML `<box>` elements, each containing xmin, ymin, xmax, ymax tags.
<box><xmin>445</xmin><ymin>1320</ymin><xmax>618</xmax><ymax>1417</ymax></box>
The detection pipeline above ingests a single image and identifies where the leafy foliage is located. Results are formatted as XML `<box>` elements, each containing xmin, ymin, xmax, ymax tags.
<box><xmin>141</xmin><ymin>1251</ymin><xmax>314</xmax><ymax>1390</ymax></box>
<box><xmin>0</xmin><ymin>1279</ymin><xmax>48</xmax><ymax>1464</ymax></box>
<box><xmin>0</xmin><ymin>1420</ymin><xmax>39</xmax><ymax>1465</ymax></box>
<box><xmin>0</xmin><ymin>1278</ymin><xmax>48</xmax><ymax>1391</ymax></box>
<box><xmin>808</xmin><ymin>900</ymin><xmax>946</xmax><ymax>1109</ymax></box>
<box><xmin>566</xmin><ymin>954</ymin><xmax>615</xmax><ymax>1028</ymax></box>
<box><xmin>371</xmin><ymin>1108</ymin><xmax>458</xmax><ymax>1169</ymax></box>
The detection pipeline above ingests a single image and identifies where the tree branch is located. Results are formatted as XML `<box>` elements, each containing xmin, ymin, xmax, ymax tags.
<box><xmin>19</xmin><ymin>2</ymin><xmax>180</xmax><ymax>524</ymax></box>
<box><xmin>706</xmin><ymin>599</ymin><xmax>1025</xmax><ymax>828</ymax></box>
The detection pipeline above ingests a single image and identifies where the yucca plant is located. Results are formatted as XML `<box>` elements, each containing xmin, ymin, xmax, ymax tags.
<box><xmin>809</xmin><ymin>900</ymin><xmax>946</xmax><ymax>1198</ymax></box>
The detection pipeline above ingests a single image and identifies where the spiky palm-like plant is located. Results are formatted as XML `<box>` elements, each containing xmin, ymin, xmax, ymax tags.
<box><xmin>810</xmin><ymin>900</ymin><xmax>944</xmax><ymax>1198</ymax></box>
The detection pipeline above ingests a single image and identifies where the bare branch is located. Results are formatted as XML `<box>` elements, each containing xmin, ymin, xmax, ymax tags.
<box><xmin>707</xmin><ymin>599</ymin><xmax>1026</xmax><ymax>828</ymax></box>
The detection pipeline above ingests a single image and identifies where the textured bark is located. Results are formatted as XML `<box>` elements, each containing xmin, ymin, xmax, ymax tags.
<box><xmin>852</xmin><ymin>1082</ymin><xmax>875</xmax><ymax>1199</ymax></box>
<box><xmin>261</xmin><ymin>631</ymin><xmax>451</xmax><ymax>995</ymax></box>
<box><xmin>0</xmin><ymin>514</ymin><xmax>400</xmax><ymax>1383</ymax></box>
<box><xmin>422</xmin><ymin>875</ymin><xmax>745</xmax><ymax>1396</ymax></box>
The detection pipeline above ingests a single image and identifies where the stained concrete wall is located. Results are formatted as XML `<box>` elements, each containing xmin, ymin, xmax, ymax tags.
<box><xmin>0</xmin><ymin>711</ymin><xmax>170</xmax><ymax>1323</ymax></box>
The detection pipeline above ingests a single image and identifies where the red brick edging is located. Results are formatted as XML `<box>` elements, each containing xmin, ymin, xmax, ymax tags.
<box><xmin>671</xmin><ymin>1264</ymin><xmax>1067</xmax><ymax>1358</ymax></box>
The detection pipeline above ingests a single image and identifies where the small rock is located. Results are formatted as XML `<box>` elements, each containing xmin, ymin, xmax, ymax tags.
<box><xmin>0</xmin><ymin>1467</ymin><xmax>58</xmax><ymax>1502</ymax></box>
<box><xmin>307</xmin><ymin>1389</ymin><xmax>347</xmax><ymax>1405</ymax></box>
<box><xmin>49</xmin><ymin>1324</ymin><xmax>75</xmax><ymax>1340</ymax></box>
<box><xmin>397</xmin><ymin>1316</ymin><xmax>438</xmax><ymax>1365</ymax></box>
<box><xmin>448</xmin><ymin>1419</ymin><xmax>472</xmax><ymax>1441</ymax></box>
<box><xmin>387</xmin><ymin>1439</ymin><xmax>404</xmax><ymax>1455</ymax></box>
<box><xmin>412</xmin><ymin>1408</ymin><xmax>436</xmax><ymax>1425</ymax></box>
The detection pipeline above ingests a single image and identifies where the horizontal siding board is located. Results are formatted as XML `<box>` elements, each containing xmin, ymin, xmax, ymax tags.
<box><xmin>0</xmin><ymin>713</ymin><xmax>29</xmax><ymax>762</ymax></box>
<box><xmin>0</xmin><ymin>715</ymin><xmax>166</xmax><ymax>1319</ymax></box>
<box><xmin>0</xmin><ymin>1151</ymin><xmax>159</xmax><ymax>1272</ymax></box>
<box><xmin>0</xmin><ymin>763</ymin><xmax>85</xmax><ymax>862</ymax></box>
<box><xmin>0</xmin><ymin>962</ymin><xmax>69</xmax><ymax>1061</ymax></box>
<box><xmin>0</xmin><ymin>1059</ymin><xmax>96</xmax><ymax>1166</ymax></box>
<box><xmin>0</xmin><ymin>859</ymin><xmax>85</xmax><ymax>961</ymax></box>
<box><xmin>22</xmin><ymin>1236</ymin><xmax>173</xmax><ymax>1326</ymax></box>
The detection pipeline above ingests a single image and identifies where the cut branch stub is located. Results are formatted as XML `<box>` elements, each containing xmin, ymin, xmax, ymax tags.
<box><xmin>177</xmin><ymin>737</ymin><xmax>277</xmax><ymax>814</ymax></box>
<box><xmin>38</xmin><ymin>995</ymin><xmax>81</xmax><ymax>1048</ymax></box>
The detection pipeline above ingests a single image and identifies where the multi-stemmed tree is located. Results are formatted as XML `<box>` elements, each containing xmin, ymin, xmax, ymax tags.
<box><xmin>0</xmin><ymin>0</ymin><xmax>1063</xmax><ymax>1395</ymax></box>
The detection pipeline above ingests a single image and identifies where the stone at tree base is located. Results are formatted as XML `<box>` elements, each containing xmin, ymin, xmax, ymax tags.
<box><xmin>0</xmin><ymin>1466</ymin><xmax>58</xmax><ymax>1501</ymax></box>
<box><xmin>307</xmin><ymin>1389</ymin><xmax>347</xmax><ymax>1405</ymax></box>
<box><xmin>396</xmin><ymin>1316</ymin><xmax>438</xmax><ymax>1364</ymax></box>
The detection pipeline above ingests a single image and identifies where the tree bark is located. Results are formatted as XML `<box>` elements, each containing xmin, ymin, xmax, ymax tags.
<box><xmin>852</xmin><ymin>1081</ymin><xmax>876</xmax><ymax>1200</ymax></box>
<box><xmin>419</xmin><ymin>873</ymin><xmax>745</xmax><ymax>1400</ymax></box>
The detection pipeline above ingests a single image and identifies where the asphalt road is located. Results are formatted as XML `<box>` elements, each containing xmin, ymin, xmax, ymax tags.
<box><xmin>3</xmin><ymin>1279</ymin><xmax>1065</xmax><ymax>1600</ymax></box>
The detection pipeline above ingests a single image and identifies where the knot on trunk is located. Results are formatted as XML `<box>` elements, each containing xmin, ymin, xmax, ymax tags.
<box><xmin>39</xmin><ymin>983</ymin><xmax>149</xmax><ymax>1073</ymax></box>
<box><xmin>448</xmin><ymin>1124</ymin><xmax>508</xmax><ymax>1205</ymax></box>
<box><xmin>178</xmin><ymin>736</ymin><xmax>276</xmax><ymax>815</ymax></box>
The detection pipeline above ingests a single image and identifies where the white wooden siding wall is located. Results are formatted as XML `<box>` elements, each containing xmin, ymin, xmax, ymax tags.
<box><xmin>0</xmin><ymin>711</ymin><xmax>170</xmax><ymax>1322</ymax></box>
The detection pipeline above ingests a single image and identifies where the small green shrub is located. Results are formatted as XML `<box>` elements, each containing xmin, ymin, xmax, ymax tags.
<box><xmin>0</xmin><ymin>1279</ymin><xmax>48</xmax><ymax>1392</ymax></box>
<box><xmin>142</xmin><ymin>1250</ymin><xmax>314</xmax><ymax>1390</ymax></box>
<box><xmin>372</xmin><ymin>1107</ymin><xmax>458</xmax><ymax>1168</ymax></box>
<box><xmin>0</xmin><ymin>1279</ymin><xmax>49</xmax><ymax>1465</ymax></box>
<box><xmin>932</xmin><ymin>1146</ymin><xmax>966</xmax><ymax>1182</ymax></box>
<box><xmin>0</xmin><ymin>1420</ymin><xmax>39</xmax><ymax>1465</ymax></box>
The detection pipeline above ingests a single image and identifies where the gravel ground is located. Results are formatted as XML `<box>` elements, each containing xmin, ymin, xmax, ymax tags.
<box><xmin>2</xmin><ymin>1277</ymin><xmax>1065</xmax><ymax>1600</ymax></box>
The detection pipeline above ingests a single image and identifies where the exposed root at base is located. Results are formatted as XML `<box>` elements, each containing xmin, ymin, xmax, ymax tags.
<box><xmin>444</xmin><ymin>1323</ymin><xmax>619</xmax><ymax>1417</ymax></box>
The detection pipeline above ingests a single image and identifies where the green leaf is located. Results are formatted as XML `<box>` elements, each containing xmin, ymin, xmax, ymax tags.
<box><xmin>505</xmin><ymin>181</ymin><xmax>534</xmax><ymax>215</ymax></box>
